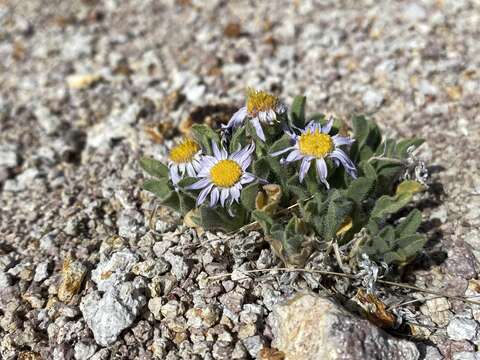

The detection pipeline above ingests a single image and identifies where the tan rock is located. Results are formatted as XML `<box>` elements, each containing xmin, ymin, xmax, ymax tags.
<box><xmin>58</xmin><ymin>258</ymin><xmax>87</xmax><ymax>303</ymax></box>
<box><xmin>271</xmin><ymin>293</ymin><xmax>420</xmax><ymax>360</ymax></box>
<box><xmin>66</xmin><ymin>73</ymin><xmax>101</xmax><ymax>89</ymax></box>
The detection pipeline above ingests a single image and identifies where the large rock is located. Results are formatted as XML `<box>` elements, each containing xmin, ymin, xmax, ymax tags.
<box><xmin>80</xmin><ymin>282</ymin><xmax>146</xmax><ymax>346</ymax></box>
<box><xmin>270</xmin><ymin>293</ymin><xmax>420</xmax><ymax>360</ymax></box>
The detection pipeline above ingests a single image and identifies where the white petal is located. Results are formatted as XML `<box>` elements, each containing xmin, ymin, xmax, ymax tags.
<box><xmin>210</xmin><ymin>187</ymin><xmax>219</xmax><ymax>207</ymax></box>
<box><xmin>212</xmin><ymin>141</ymin><xmax>222</xmax><ymax>159</ymax></box>
<box><xmin>251</xmin><ymin>118</ymin><xmax>266</xmax><ymax>141</ymax></box>
<box><xmin>230</xmin><ymin>185</ymin><xmax>241</xmax><ymax>203</ymax></box>
<box><xmin>299</xmin><ymin>157</ymin><xmax>312</xmax><ymax>183</ymax></box>
<box><xmin>333</xmin><ymin>135</ymin><xmax>355</xmax><ymax>146</ymax></box>
<box><xmin>220</xmin><ymin>188</ymin><xmax>230</xmax><ymax>207</ymax></box>
<box><xmin>322</xmin><ymin>116</ymin><xmax>334</xmax><ymax>134</ymax></box>
<box><xmin>197</xmin><ymin>184</ymin><xmax>213</xmax><ymax>206</ymax></box>
<box><xmin>186</xmin><ymin>163</ymin><xmax>196</xmax><ymax>177</ymax></box>
<box><xmin>315</xmin><ymin>158</ymin><xmax>330</xmax><ymax>189</ymax></box>
<box><xmin>286</xmin><ymin>149</ymin><xmax>303</xmax><ymax>162</ymax></box>
<box><xmin>187</xmin><ymin>178</ymin><xmax>211</xmax><ymax>190</ymax></box>
<box><xmin>240</xmin><ymin>172</ymin><xmax>256</xmax><ymax>184</ymax></box>
<box><xmin>169</xmin><ymin>165</ymin><xmax>181</xmax><ymax>184</ymax></box>
<box><xmin>271</xmin><ymin>146</ymin><xmax>295</xmax><ymax>157</ymax></box>
<box><xmin>222</xmin><ymin>106</ymin><xmax>247</xmax><ymax>130</ymax></box>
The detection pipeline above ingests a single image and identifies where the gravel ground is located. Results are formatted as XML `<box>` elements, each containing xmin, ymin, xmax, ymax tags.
<box><xmin>1</xmin><ymin>0</ymin><xmax>480</xmax><ymax>359</ymax></box>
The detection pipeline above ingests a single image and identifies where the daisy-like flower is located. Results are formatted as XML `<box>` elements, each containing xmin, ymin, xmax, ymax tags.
<box><xmin>222</xmin><ymin>88</ymin><xmax>286</xmax><ymax>141</ymax></box>
<box><xmin>187</xmin><ymin>142</ymin><xmax>256</xmax><ymax>208</ymax></box>
<box><xmin>168</xmin><ymin>137</ymin><xmax>201</xmax><ymax>184</ymax></box>
<box><xmin>271</xmin><ymin>117</ymin><xmax>357</xmax><ymax>188</ymax></box>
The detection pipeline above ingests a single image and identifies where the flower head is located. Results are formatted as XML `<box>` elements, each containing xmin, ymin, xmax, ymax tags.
<box><xmin>168</xmin><ymin>137</ymin><xmax>201</xmax><ymax>184</ymax></box>
<box><xmin>187</xmin><ymin>141</ymin><xmax>256</xmax><ymax>208</ymax></box>
<box><xmin>271</xmin><ymin>117</ymin><xmax>357</xmax><ymax>188</ymax></box>
<box><xmin>222</xmin><ymin>88</ymin><xmax>286</xmax><ymax>141</ymax></box>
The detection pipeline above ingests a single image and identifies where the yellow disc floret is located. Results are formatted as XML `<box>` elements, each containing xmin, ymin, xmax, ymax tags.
<box><xmin>169</xmin><ymin>138</ymin><xmax>200</xmax><ymax>164</ymax></box>
<box><xmin>298</xmin><ymin>130</ymin><xmax>334</xmax><ymax>158</ymax></box>
<box><xmin>246</xmin><ymin>88</ymin><xmax>278</xmax><ymax>116</ymax></box>
<box><xmin>210</xmin><ymin>160</ymin><xmax>242</xmax><ymax>188</ymax></box>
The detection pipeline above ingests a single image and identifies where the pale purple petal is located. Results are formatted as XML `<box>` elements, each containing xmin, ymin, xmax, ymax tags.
<box><xmin>240</xmin><ymin>172</ymin><xmax>255</xmax><ymax>185</ymax></box>
<box><xmin>231</xmin><ymin>142</ymin><xmax>254</xmax><ymax>163</ymax></box>
<box><xmin>230</xmin><ymin>185</ymin><xmax>241</xmax><ymax>203</ymax></box>
<box><xmin>315</xmin><ymin>158</ymin><xmax>330</xmax><ymax>189</ymax></box>
<box><xmin>212</xmin><ymin>141</ymin><xmax>222</xmax><ymax>159</ymax></box>
<box><xmin>220</xmin><ymin>188</ymin><xmax>230</xmax><ymax>206</ymax></box>
<box><xmin>169</xmin><ymin>165</ymin><xmax>181</xmax><ymax>184</ymax></box>
<box><xmin>186</xmin><ymin>163</ymin><xmax>196</xmax><ymax>177</ymax></box>
<box><xmin>222</xmin><ymin>106</ymin><xmax>247</xmax><ymax>130</ymax></box>
<box><xmin>187</xmin><ymin>178</ymin><xmax>211</xmax><ymax>190</ymax></box>
<box><xmin>197</xmin><ymin>184</ymin><xmax>213</xmax><ymax>206</ymax></box>
<box><xmin>299</xmin><ymin>157</ymin><xmax>312</xmax><ymax>183</ymax></box>
<box><xmin>330</xmin><ymin>149</ymin><xmax>356</xmax><ymax>171</ymax></box>
<box><xmin>210</xmin><ymin>187</ymin><xmax>219</xmax><ymax>207</ymax></box>
<box><xmin>271</xmin><ymin>146</ymin><xmax>295</xmax><ymax>157</ymax></box>
<box><xmin>286</xmin><ymin>149</ymin><xmax>303</xmax><ymax>163</ymax></box>
<box><xmin>332</xmin><ymin>134</ymin><xmax>355</xmax><ymax>146</ymax></box>
<box><xmin>329</xmin><ymin>149</ymin><xmax>358</xmax><ymax>179</ymax></box>
<box><xmin>322</xmin><ymin>116</ymin><xmax>334</xmax><ymax>134</ymax></box>
<box><xmin>251</xmin><ymin>118</ymin><xmax>266</xmax><ymax>141</ymax></box>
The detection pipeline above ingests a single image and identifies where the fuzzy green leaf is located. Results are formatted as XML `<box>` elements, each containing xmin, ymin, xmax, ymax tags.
<box><xmin>290</xmin><ymin>95</ymin><xmax>306</xmax><ymax>128</ymax></box>
<box><xmin>395</xmin><ymin>138</ymin><xmax>425</xmax><ymax>158</ymax></box>
<box><xmin>395</xmin><ymin>209</ymin><xmax>422</xmax><ymax>238</ymax></box>
<box><xmin>253</xmin><ymin>158</ymin><xmax>270</xmax><ymax>179</ymax></box>
<box><xmin>370</xmin><ymin>192</ymin><xmax>413</xmax><ymax>220</ymax></box>
<box><xmin>252</xmin><ymin>210</ymin><xmax>274</xmax><ymax>234</ymax></box>
<box><xmin>143</xmin><ymin>178</ymin><xmax>172</xmax><ymax>200</ymax></box>
<box><xmin>269</xmin><ymin>134</ymin><xmax>291</xmax><ymax>154</ymax></box>
<box><xmin>140</xmin><ymin>157</ymin><xmax>169</xmax><ymax>178</ymax></box>
<box><xmin>196</xmin><ymin>206</ymin><xmax>245</xmax><ymax>232</ymax></box>
<box><xmin>240</xmin><ymin>182</ymin><xmax>259</xmax><ymax>211</ymax></box>
<box><xmin>190</xmin><ymin>124</ymin><xmax>220</xmax><ymax>154</ymax></box>
<box><xmin>144</xmin><ymin>178</ymin><xmax>180</xmax><ymax>211</ymax></box>
<box><xmin>346</xmin><ymin>177</ymin><xmax>376</xmax><ymax>206</ymax></box>
<box><xmin>229</xmin><ymin>126</ymin><xmax>247</xmax><ymax>153</ymax></box>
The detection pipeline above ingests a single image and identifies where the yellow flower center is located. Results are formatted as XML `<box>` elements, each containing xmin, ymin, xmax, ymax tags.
<box><xmin>298</xmin><ymin>130</ymin><xmax>334</xmax><ymax>158</ymax></box>
<box><xmin>246</xmin><ymin>88</ymin><xmax>278</xmax><ymax>116</ymax></box>
<box><xmin>169</xmin><ymin>138</ymin><xmax>200</xmax><ymax>164</ymax></box>
<box><xmin>210</xmin><ymin>160</ymin><xmax>242</xmax><ymax>188</ymax></box>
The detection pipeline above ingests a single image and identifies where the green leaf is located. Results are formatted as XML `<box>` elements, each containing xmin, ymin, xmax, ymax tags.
<box><xmin>346</xmin><ymin>177</ymin><xmax>376</xmax><ymax>206</ymax></box>
<box><xmin>240</xmin><ymin>182</ymin><xmax>259</xmax><ymax>210</ymax></box>
<box><xmin>290</xmin><ymin>95</ymin><xmax>306</xmax><ymax>128</ymax></box>
<box><xmin>179</xmin><ymin>194</ymin><xmax>196</xmax><ymax>214</ymax></box>
<box><xmin>143</xmin><ymin>178</ymin><xmax>181</xmax><ymax>211</ymax></box>
<box><xmin>395</xmin><ymin>138</ymin><xmax>425</xmax><ymax>158</ymax></box>
<box><xmin>352</xmin><ymin>115</ymin><xmax>369</xmax><ymax>150</ymax></box>
<box><xmin>359</xmin><ymin>160</ymin><xmax>377</xmax><ymax>179</ymax></box>
<box><xmin>269</xmin><ymin>134</ymin><xmax>291</xmax><ymax>154</ymax></box>
<box><xmin>253</xmin><ymin>158</ymin><xmax>270</xmax><ymax>179</ymax></box>
<box><xmin>229</xmin><ymin>126</ymin><xmax>247</xmax><ymax>153</ymax></box>
<box><xmin>143</xmin><ymin>178</ymin><xmax>172</xmax><ymax>200</ymax></box>
<box><xmin>139</xmin><ymin>157</ymin><xmax>169</xmax><ymax>178</ymax></box>
<box><xmin>396</xmin><ymin>234</ymin><xmax>427</xmax><ymax>259</ymax></box>
<box><xmin>252</xmin><ymin>210</ymin><xmax>274</xmax><ymax>234</ymax></box>
<box><xmin>190</xmin><ymin>124</ymin><xmax>220</xmax><ymax>154</ymax></box>
<box><xmin>197</xmin><ymin>206</ymin><xmax>245</xmax><ymax>232</ymax></box>
<box><xmin>370</xmin><ymin>192</ymin><xmax>413</xmax><ymax>221</ymax></box>
<box><xmin>395</xmin><ymin>209</ymin><xmax>422</xmax><ymax>238</ymax></box>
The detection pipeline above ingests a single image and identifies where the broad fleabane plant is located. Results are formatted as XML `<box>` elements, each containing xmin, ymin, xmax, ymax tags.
<box><xmin>140</xmin><ymin>90</ymin><xmax>428</xmax><ymax>269</ymax></box>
